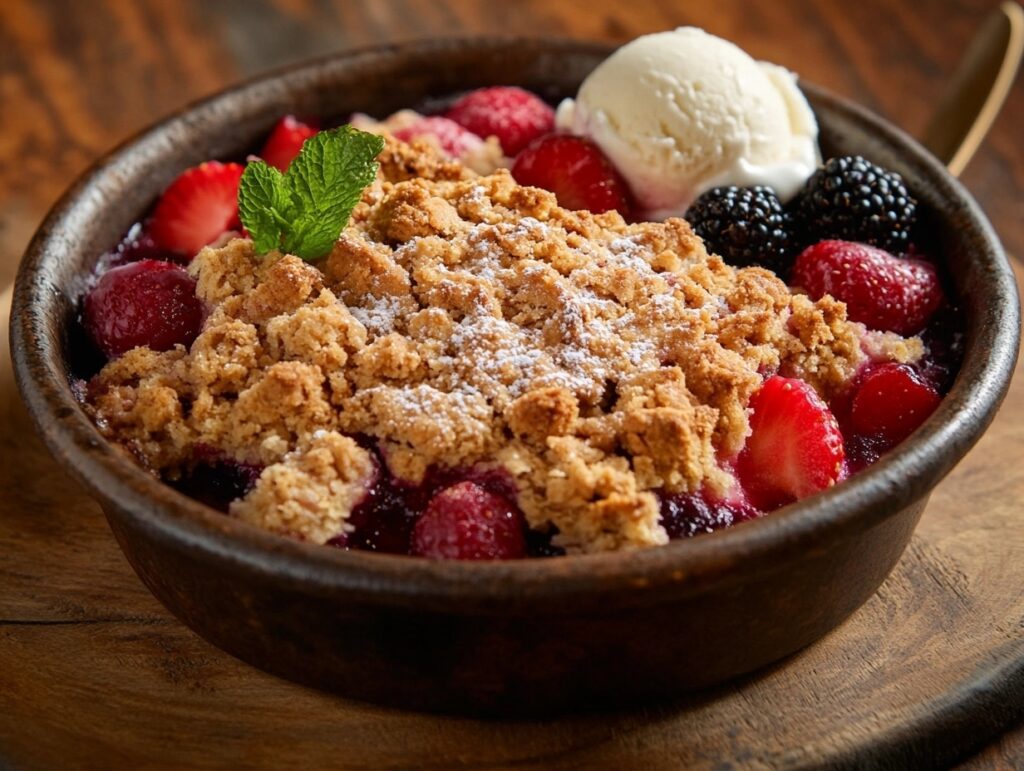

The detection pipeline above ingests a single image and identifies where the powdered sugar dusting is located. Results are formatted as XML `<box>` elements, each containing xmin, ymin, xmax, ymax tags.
<box><xmin>348</xmin><ymin>294</ymin><xmax>405</xmax><ymax>338</ymax></box>
<box><xmin>85</xmin><ymin>141</ymin><xmax>883</xmax><ymax>553</ymax></box>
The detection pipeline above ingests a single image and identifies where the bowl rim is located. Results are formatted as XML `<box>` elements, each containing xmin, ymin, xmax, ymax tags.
<box><xmin>10</xmin><ymin>36</ymin><xmax>1021</xmax><ymax>612</ymax></box>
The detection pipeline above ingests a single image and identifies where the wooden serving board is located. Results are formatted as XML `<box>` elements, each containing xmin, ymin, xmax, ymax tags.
<box><xmin>1</xmin><ymin>275</ymin><xmax>1022</xmax><ymax>771</ymax></box>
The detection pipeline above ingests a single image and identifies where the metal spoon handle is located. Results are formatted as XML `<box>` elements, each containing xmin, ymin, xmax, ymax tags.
<box><xmin>921</xmin><ymin>1</ymin><xmax>1023</xmax><ymax>177</ymax></box>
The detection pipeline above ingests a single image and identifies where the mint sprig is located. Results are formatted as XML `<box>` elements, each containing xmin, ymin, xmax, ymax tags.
<box><xmin>239</xmin><ymin>126</ymin><xmax>385</xmax><ymax>261</ymax></box>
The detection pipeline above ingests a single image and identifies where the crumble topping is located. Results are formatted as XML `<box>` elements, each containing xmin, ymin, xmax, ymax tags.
<box><xmin>232</xmin><ymin>430</ymin><xmax>377</xmax><ymax>545</ymax></box>
<box><xmin>85</xmin><ymin>136</ymin><xmax>921</xmax><ymax>553</ymax></box>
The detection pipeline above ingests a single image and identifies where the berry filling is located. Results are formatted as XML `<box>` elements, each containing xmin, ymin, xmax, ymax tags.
<box><xmin>659</xmin><ymin>490</ymin><xmax>761</xmax><ymax>539</ymax></box>
<box><xmin>172</xmin><ymin>447</ymin><xmax>264</xmax><ymax>513</ymax></box>
<box><xmin>70</xmin><ymin>75</ymin><xmax>964</xmax><ymax>560</ymax></box>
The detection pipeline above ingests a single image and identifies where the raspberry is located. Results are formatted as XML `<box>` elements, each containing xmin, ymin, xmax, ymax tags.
<box><xmin>412</xmin><ymin>481</ymin><xmax>526</xmax><ymax>560</ymax></box>
<box><xmin>685</xmin><ymin>186</ymin><xmax>795</xmax><ymax>272</ymax></box>
<box><xmin>511</xmin><ymin>134</ymin><xmax>632</xmax><ymax>217</ymax></box>
<box><xmin>82</xmin><ymin>259</ymin><xmax>204</xmax><ymax>358</ymax></box>
<box><xmin>795</xmin><ymin>155</ymin><xmax>917</xmax><ymax>252</ymax></box>
<box><xmin>445</xmin><ymin>86</ymin><xmax>554</xmax><ymax>156</ymax></box>
<box><xmin>790</xmin><ymin>240</ymin><xmax>944</xmax><ymax>335</ymax></box>
<box><xmin>393</xmin><ymin>116</ymin><xmax>484</xmax><ymax>159</ymax></box>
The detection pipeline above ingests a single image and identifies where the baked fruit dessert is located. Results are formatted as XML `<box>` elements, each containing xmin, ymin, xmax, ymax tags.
<box><xmin>72</xmin><ymin>29</ymin><xmax>960</xmax><ymax>560</ymax></box>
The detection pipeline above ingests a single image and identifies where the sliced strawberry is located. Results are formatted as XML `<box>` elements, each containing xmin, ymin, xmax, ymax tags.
<box><xmin>445</xmin><ymin>86</ymin><xmax>554</xmax><ymax>156</ymax></box>
<box><xmin>736</xmin><ymin>376</ymin><xmax>846</xmax><ymax>511</ymax></box>
<box><xmin>850</xmin><ymin>363</ymin><xmax>941</xmax><ymax>446</ymax></box>
<box><xmin>790</xmin><ymin>240</ymin><xmax>943</xmax><ymax>335</ymax></box>
<box><xmin>260</xmin><ymin>115</ymin><xmax>318</xmax><ymax>172</ymax></box>
<box><xmin>411</xmin><ymin>481</ymin><xmax>526</xmax><ymax>560</ymax></box>
<box><xmin>149</xmin><ymin>161</ymin><xmax>244</xmax><ymax>258</ymax></box>
<box><xmin>511</xmin><ymin>134</ymin><xmax>632</xmax><ymax>217</ymax></box>
<box><xmin>393</xmin><ymin>116</ymin><xmax>484</xmax><ymax>159</ymax></box>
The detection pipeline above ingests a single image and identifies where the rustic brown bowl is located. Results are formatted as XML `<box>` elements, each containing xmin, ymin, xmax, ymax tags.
<box><xmin>10</xmin><ymin>38</ymin><xmax>1020</xmax><ymax>715</ymax></box>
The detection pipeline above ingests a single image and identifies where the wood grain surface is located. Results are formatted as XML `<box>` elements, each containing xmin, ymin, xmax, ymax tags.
<box><xmin>2</xmin><ymin>1</ymin><xmax>1022</xmax><ymax>768</ymax></box>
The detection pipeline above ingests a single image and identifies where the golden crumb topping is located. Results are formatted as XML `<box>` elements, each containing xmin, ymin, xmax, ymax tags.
<box><xmin>85</xmin><ymin>137</ymin><xmax>919</xmax><ymax>552</ymax></box>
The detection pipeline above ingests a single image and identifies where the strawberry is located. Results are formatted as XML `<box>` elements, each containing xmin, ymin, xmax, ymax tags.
<box><xmin>790</xmin><ymin>240</ymin><xmax>943</xmax><ymax>335</ymax></box>
<box><xmin>259</xmin><ymin>115</ymin><xmax>318</xmax><ymax>171</ymax></box>
<box><xmin>412</xmin><ymin>481</ymin><xmax>526</xmax><ymax>560</ymax></box>
<box><xmin>445</xmin><ymin>86</ymin><xmax>554</xmax><ymax>156</ymax></box>
<box><xmin>511</xmin><ymin>134</ymin><xmax>633</xmax><ymax>217</ymax></box>
<box><xmin>736</xmin><ymin>376</ymin><xmax>846</xmax><ymax>511</ymax></box>
<box><xmin>149</xmin><ymin>161</ymin><xmax>244</xmax><ymax>258</ymax></box>
<box><xmin>393</xmin><ymin>116</ymin><xmax>484</xmax><ymax>159</ymax></box>
<box><xmin>850</xmin><ymin>363</ymin><xmax>941</xmax><ymax>446</ymax></box>
<box><xmin>82</xmin><ymin>259</ymin><xmax>204</xmax><ymax>358</ymax></box>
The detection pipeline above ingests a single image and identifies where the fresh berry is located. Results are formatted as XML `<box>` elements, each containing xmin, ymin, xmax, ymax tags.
<box><xmin>512</xmin><ymin>134</ymin><xmax>632</xmax><ymax>217</ymax></box>
<box><xmin>172</xmin><ymin>445</ymin><xmax>264</xmax><ymax>513</ymax></box>
<box><xmin>685</xmin><ymin>186</ymin><xmax>795</xmax><ymax>272</ymax></box>
<box><xmin>149</xmin><ymin>161</ymin><xmax>245</xmax><ymax>257</ymax></box>
<box><xmin>344</xmin><ymin>471</ymin><xmax>417</xmax><ymax>554</ymax></box>
<box><xmin>259</xmin><ymin>115</ymin><xmax>318</xmax><ymax>171</ymax></box>
<box><xmin>393</xmin><ymin>116</ymin><xmax>484</xmax><ymax>159</ymax></box>
<box><xmin>338</xmin><ymin>450</ymin><xmax>524</xmax><ymax>556</ymax></box>
<box><xmin>525</xmin><ymin>528</ymin><xmax>567</xmax><ymax>557</ymax></box>
<box><xmin>917</xmin><ymin>304</ymin><xmax>965</xmax><ymax>392</ymax></box>
<box><xmin>659</xmin><ymin>490</ymin><xmax>761</xmax><ymax>538</ymax></box>
<box><xmin>411</xmin><ymin>481</ymin><xmax>526</xmax><ymax>560</ymax></box>
<box><xmin>791</xmin><ymin>240</ymin><xmax>943</xmax><ymax>335</ymax></box>
<box><xmin>795</xmin><ymin>155</ymin><xmax>917</xmax><ymax>252</ymax></box>
<box><xmin>843</xmin><ymin>432</ymin><xmax>892</xmax><ymax>474</ymax></box>
<box><xmin>82</xmin><ymin>259</ymin><xmax>204</xmax><ymax>358</ymax></box>
<box><xmin>445</xmin><ymin>86</ymin><xmax>554</xmax><ymax>156</ymax></box>
<box><xmin>109</xmin><ymin>222</ymin><xmax>177</xmax><ymax>266</ymax></box>
<box><xmin>850</xmin><ymin>363</ymin><xmax>941</xmax><ymax>446</ymax></box>
<box><xmin>736</xmin><ymin>376</ymin><xmax>846</xmax><ymax>511</ymax></box>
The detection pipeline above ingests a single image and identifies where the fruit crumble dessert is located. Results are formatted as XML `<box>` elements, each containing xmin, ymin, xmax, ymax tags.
<box><xmin>73</xmin><ymin>29</ymin><xmax>960</xmax><ymax>560</ymax></box>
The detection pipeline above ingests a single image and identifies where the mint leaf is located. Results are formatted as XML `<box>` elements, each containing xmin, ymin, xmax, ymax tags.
<box><xmin>238</xmin><ymin>161</ymin><xmax>291</xmax><ymax>255</ymax></box>
<box><xmin>283</xmin><ymin>127</ymin><xmax>384</xmax><ymax>259</ymax></box>
<box><xmin>238</xmin><ymin>125</ymin><xmax>385</xmax><ymax>261</ymax></box>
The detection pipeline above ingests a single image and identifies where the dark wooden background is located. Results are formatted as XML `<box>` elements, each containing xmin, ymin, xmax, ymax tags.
<box><xmin>1</xmin><ymin>0</ymin><xmax>1022</xmax><ymax>768</ymax></box>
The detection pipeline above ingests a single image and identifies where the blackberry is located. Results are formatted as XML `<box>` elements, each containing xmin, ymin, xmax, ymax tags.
<box><xmin>795</xmin><ymin>155</ymin><xmax>917</xmax><ymax>253</ymax></box>
<box><xmin>685</xmin><ymin>186</ymin><xmax>795</xmax><ymax>273</ymax></box>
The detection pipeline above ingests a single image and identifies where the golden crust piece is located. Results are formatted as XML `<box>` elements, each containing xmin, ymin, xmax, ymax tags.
<box><xmin>85</xmin><ymin>140</ymin><xmax>923</xmax><ymax>551</ymax></box>
<box><xmin>231</xmin><ymin>431</ymin><xmax>376</xmax><ymax>543</ymax></box>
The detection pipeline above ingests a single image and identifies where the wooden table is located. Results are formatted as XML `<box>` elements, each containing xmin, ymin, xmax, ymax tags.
<box><xmin>2</xmin><ymin>1</ymin><xmax>1022</xmax><ymax>768</ymax></box>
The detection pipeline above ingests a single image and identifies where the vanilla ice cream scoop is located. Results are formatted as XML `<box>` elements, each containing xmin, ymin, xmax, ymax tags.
<box><xmin>556</xmin><ymin>28</ymin><xmax>820</xmax><ymax>220</ymax></box>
